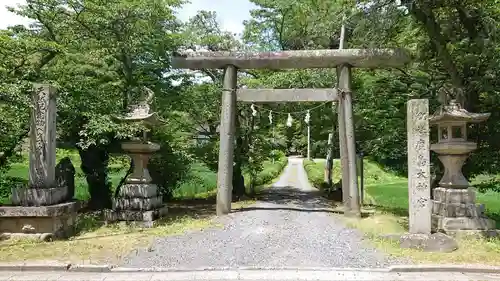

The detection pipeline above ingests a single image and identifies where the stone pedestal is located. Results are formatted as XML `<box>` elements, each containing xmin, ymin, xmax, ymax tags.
<box><xmin>105</xmin><ymin>141</ymin><xmax>167</xmax><ymax>227</ymax></box>
<box><xmin>432</xmin><ymin>187</ymin><xmax>495</xmax><ymax>235</ymax></box>
<box><xmin>0</xmin><ymin>202</ymin><xmax>78</xmax><ymax>241</ymax></box>
<box><xmin>11</xmin><ymin>187</ymin><xmax>68</xmax><ymax>206</ymax></box>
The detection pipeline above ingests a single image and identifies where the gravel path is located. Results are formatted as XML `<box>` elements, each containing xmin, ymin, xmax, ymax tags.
<box><xmin>121</xmin><ymin>157</ymin><xmax>403</xmax><ymax>269</ymax></box>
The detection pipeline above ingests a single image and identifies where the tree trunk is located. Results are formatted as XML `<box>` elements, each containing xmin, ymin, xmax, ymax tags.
<box><xmin>232</xmin><ymin>110</ymin><xmax>246</xmax><ymax>200</ymax></box>
<box><xmin>78</xmin><ymin>145</ymin><xmax>112</xmax><ymax>210</ymax></box>
<box><xmin>247</xmin><ymin>112</ymin><xmax>256</xmax><ymax>195</ymax></box>
<box><xmin>325</xmin><ymin>133</ymin><xmax>334</xmax><ymax>186</ymax></box>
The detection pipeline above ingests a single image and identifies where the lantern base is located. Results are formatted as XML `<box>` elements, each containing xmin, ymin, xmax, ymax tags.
<box><xmin>432</xmin><ymin>216</ymin><xmax>495</xmax><ymax>232</ymax></box>
<box><xmin>104</xmin><ymin>206</ymin><xmax>168</xmax><ymax>228</ymax></box>
<box><xmin>431</xmin><ymin>187</ymin><xmax>496</xmax><ymax>234</ymax></box>
<box><xmin>106</xmin><ymin>183</ymin><xmax>167</xmax><ymax>227</ymax></box>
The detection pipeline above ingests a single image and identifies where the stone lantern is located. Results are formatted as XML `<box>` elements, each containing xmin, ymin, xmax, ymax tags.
<box><xmin>105</xmin><ymin>87</ymin><xmax>168</xmax><ymax>226</ymax></box>
<box><xmin>430</xmin><ymin>99</ymin><xmax>495</xmax><ymax>235</ymax></box>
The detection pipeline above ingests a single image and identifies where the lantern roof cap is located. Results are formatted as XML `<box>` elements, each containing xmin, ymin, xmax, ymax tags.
<box><xmin>114</xmin><ymin>110</ymin><xmax>163</xmax><ymax>126</ymax></box>
<box><xmin>430</xmin><ymin>100</ymin><xmax>490</xmax><ymax>125</ymax></box>
<box><xmin>113</xmin><ymin>86</ymin><xmax>164</xmax><ymax>126</ymax></box>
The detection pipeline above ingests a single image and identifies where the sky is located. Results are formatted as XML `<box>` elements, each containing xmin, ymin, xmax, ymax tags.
<box><xmin>0</xmin><ymin>0</ymin><xmax>257</xmax><ymax>34</ymax></box>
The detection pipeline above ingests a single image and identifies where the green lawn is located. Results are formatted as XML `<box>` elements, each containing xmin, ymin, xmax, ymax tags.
<box><xmin>3</xmin><ymin>149</ymin><xmax>128</xmax><ymax>203</ymax></box>
<box><xmin>303</xmin><ymin>158</ymin><xmax>500</xmax><ymax>224</ymax></box>
<box><xmin>368</xmin><ymin>181</ymin><xmax>500</xmax><ymax>226</ymax></box>
<box><xmin>1</xmin><ymin>149</ymin><xmax>288</xmax><ymax>204</ymax></box>
<box><xmin>303</xmin><ymin>158</ymin><xmax>500</xmax><ymax>265</ymax></box>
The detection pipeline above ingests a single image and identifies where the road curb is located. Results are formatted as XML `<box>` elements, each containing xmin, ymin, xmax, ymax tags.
<box><xmin>111</xmin><ymin>266</ymin><xmax>230</xmax><ymax>272</ymax></box>
<box><xmin>388</xmin><ymin>264</ymin><xmax>500</xmax><ymax>273</ymax></box>
<box><xmin>0</xmin><ymin>262</ymin><xmax>71</xmax><ymax>271</ymax></box>
<box><xmin>2</xmin><ymin>263</ymin><xmax>500</xmax><ymax>274</ymax></box>
<box><xmin>110</xmin><ymin>266</ymin><xmax>390</xmax><ymax>272</ymax></box>
<box><xmin>68</xmin><ymin>264</ymin><xmax>114</xmax><ymax>272</ymax></box>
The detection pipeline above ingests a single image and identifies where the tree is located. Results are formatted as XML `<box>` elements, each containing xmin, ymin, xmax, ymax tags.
<box><xmin>243</xmin><ymin>0</ymin><xmax>500</xmax><ymax>184</ymax></box>
<box><xmin>0</xmin><ymin>7</ymin><xmax>65</xmax><ymax>171</ymax></box>
<box><xmin>180</xmin><ymin>10</ymin><xmax>252</xmax><ymax>198</ymax></box>
<box><xmin>358</xmin><ymin>0</ymin><xmax>500</xmax><ymax>179</ymax></box>
<box><xmin>6</xmin><ymin>0</ymin><xmax>187</xmax><ymax>208</ymax></box>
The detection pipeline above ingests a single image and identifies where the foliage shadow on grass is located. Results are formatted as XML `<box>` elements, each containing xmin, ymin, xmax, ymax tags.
<box><xmin>167</xmin><ymin>197</ymin><xmax>219</xmax><ymax>219</ymax></box>
<box><xmin>257</xmin><ymin>185</ymin><xmax>333</xmax><ymax>207</ymax></box>
<box><xmin>71</xmin><ymin>196</ymin><xmax>221</xmax><ymax>237</ymax></box>
<box><xmin>372</xmin><ymin>205</ymin><xmax>409</xmax><ymax>217</ymax></box>
<box><xmin>73</xmin><ymin>212</ymin><xmax>107</xmax><ymax>235</ymax></box>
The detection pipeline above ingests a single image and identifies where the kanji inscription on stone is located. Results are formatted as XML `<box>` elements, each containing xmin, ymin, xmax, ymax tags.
<box><xmin>414</xmin><ymin>139</ymin><xmax>426</xmax><ymax>150</ymax></box>
<box><xmin>407</xmin><ymin>99</ymin><xmax>431</xmax><ymax>234</ymax></box>
<box><xmin>416</xmin><ymin>154</ymin><xmax>428</xmax><ymax>167</ymax></box>
<box><xmin>417</xmin><ymin>197</ymin><xmax>428</xmax><ymax>208</ymax></box>
<box><xmin>29</xmin><ymin>84</ymin><xmax>57</xmax><ymax>189</ymax></box>
<box><xmin>415</xmin><ymin>181</ymin><xmax>427</xmax><ymax>191</ymax></box>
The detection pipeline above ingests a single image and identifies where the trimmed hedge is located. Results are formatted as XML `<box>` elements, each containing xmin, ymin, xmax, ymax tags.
<box><xmin>247</xmin><ymin>151</ymin><xmax>288</xmax><ymax>188</ymax></box>
<box><xmin>303</xmin><ymin>159</ymin><xmax>325</xmax><ymax>189</ymax></box>
<box><xmin>303</xmin><ymin>159</ymin><xmax>343</xmax><ymax>201</ymax></box>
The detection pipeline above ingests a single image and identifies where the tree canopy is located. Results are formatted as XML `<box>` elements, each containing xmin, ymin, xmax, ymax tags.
<box><xmin>1</xmin><ymin>0</ymin><xmax>500</xmax><ymax>207</ymax></box>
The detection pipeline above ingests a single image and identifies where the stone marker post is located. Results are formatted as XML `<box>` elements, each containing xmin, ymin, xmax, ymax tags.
<box><xmin>30</xmin><ymin>84</ymin><xmax>57</xmax><ymax>189</ymax></box>
<box><xmin>216</xmin><ymin>65</ymin><xmax>238</xmax><ymax>216</ymax></box>
<box><xmin>12</xmin><ymin>84</ymin><xmax>67</xmax><ymax>206</ymax></box>
<box><xmin>407</xmin><ymin>99</ymin><xmax>431</xmax><ymax>234</ymax></box>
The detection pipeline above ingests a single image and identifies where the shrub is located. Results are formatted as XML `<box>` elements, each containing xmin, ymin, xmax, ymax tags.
<box><xmin>303</xmin><ymin>159</ymin><xmax>325</xmax><ymax>189</ymax></box>
<box><xmin>0</xmin><ymin>176</ymin><xmax>27</xmax><ymax>205</ymax></box>
<box><xmin>148</xmin><ymin>129</ymin><xmax>191</xmax><ymax>201</ymax></box>
<box><xmin>249</xmin><ymin>150</ymin><xmax>288</xmax><ymax>187</ymax></box>
<box><xmin>173</xmin><ymin>162</ymin><xmax>217</xmax><ymax>198</ymax></box>
<box><xmin>303</xmin><ymin>159</ymin><xmax>342</xmax><ymax>201</ymax></box>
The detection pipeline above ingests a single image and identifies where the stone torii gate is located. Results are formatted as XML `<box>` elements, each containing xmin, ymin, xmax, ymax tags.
<box><xmin>172</xmin><ymin>49</ymin><xmax>410</xmax><ymax>216</ymax></box>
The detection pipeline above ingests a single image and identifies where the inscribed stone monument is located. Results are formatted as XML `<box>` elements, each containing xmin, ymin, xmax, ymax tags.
<box><xmin>407</xmin><ymin>99</ymin><xmax>431</xmax><ymax>234</ymax></box>
<box><xmin>1</xmin><ymin>84</ymin><xmax>78</xmax><ymax>241</ymax></box>
<box><xmin>29</xmin><ymin>84</ymin><xmax>57</xmax><ymax>188</ymax></box>
<box><xmin>11</xmin><ymin>84</ymin><xmax>67</xmax><ymax>206</ymax></box>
